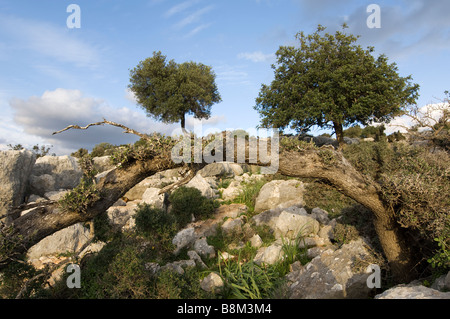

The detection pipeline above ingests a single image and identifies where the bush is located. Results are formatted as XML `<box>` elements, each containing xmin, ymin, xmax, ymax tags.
<box><xmin>169</xmin><ymin>187</ymin><xmax>218</xmax><ymax>227</ymax></box>
<box><xmin>134</xmin><ymin>203</ymin><xmax>178</xmax><ymax>241</ymax></box>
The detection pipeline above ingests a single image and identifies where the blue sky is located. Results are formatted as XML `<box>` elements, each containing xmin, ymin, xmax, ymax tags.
<box><xmin>0</xmin><ymin>0</ymin><xmax>449</xmax><ymax>155</ymax></box>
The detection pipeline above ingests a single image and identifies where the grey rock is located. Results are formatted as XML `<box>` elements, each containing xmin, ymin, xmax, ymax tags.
<box><xmin>0</xmin><ymin>150</ymin><xmax>36</xmax><ymax>221</ymax></box>
<box><xmin>185</xmin><ymin>174</ymin><xmax>218</xmax><ymax>198</ymax></box>
<box><xmin>27</xmin><ymin>223</ymin><xmax>91</xmax><ymax>260</ymax></box>
<box><xmin>141</xmin><ymin>187</ymin><xmax>167</xmax><ymax>210</ymax></box>
<box><xmin>310</xmin><ymin>207</ymin><xmax>330</xmax><ymax>225</ymax></box>
<box><xmin>194</xmin><ymin>237</ymin><xmax>216</xmax><ymax>258</ymax></box>
<box><xmin>30</xmin><ymin>155</ymin><xmax>83</xmax><ymax>195</ymax></box>
<box><xmin>288</xmin><ymin>239</ymin><xmax>376</xmax><ymax>299</ymax></box>
<box><xmin>172</xmin><ymin>227</ymin><xmax>197</xmax><ymax>254</ymax></box>
<box><xmin>254</xmin><ymin>180</ymin><xmax>305</xmax><ymax>213</ymax></box>
<box><xmin>254</xmin><ymin>243</ymin><xmax>284</xmax><ymax>265</ymax></box>
<box><xmin>200</xmin><ymin>272</ymin><xmax>224</xmax><ymax>293</ymax></box>
<box><xmin>375</xmin><ymin>283</ymin><xmax>450</xmax><ymax>299</ymax></box>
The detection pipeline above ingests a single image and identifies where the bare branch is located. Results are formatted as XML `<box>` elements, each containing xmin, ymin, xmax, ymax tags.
<box><xmin>52</xmin><ymin>119</ymin><xmax>150</xmax><ymax>141</ymax></box>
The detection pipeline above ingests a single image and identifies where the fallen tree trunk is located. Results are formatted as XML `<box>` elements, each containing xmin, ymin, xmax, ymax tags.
<box><xmin>0</xmin><ymin>124</ymin><xmax>417</xmax><ymax>283</ymax></box>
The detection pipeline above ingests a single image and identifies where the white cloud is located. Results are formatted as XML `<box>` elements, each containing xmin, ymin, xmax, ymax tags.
<box><xmin>9</xmin><ymin>89</ymin><xmax>179</xmax><ymax>155</ymax></box>
<box><xmin>237</xmin><ymin>51</ymin><xmax>275</xmax><ymax>63</ymax></box>
<box><xmin>184</xmin><ymin>23</ymin><xmax>212</xmax><ymax>38</ymax></box>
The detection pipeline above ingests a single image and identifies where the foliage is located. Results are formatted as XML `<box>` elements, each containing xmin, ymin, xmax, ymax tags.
<box><xmin>169</xmin><ymin>187</ymin><xmax>219</xmax><ymax>227</ymax></box>
<box><xmin>134</xmin><ymin>204</ymin><xmax>178</xmax><ymax>241</ymax></box>
<box><xmin>254</xmin><ymin>24</ymin><xmax>419</xmax><ymax>145</ymax></box>
<box><xmin>58</xmin><ymin>177</ymin><xmax>100</xmax><ymax>214</ymax></box>
<box><xmin>90</xmin><ymin>142</ymin><xmax>117</xmax><ymax>157</ymax></box>
<box><xmin>344</xmin><ymin>139</ymin><xmax>450</xmax><ymax>272</ymax></box>
<box><xmin>129</xmin><ymin>51</ymin><xmax>221</xmax><ymax>129</ymax></box>
<box><xmin>232</xmin><ymin>178</ymin><xmax>268</xmax><ymax>215</ymax></box>
<box><xmin>71</xmin><ymin>148</ymin><xmax>89</xmax><ymax>158</ymax></box>
<box><xmin>7</xmin><ymin>143</ymin><xmax>54</xmax><ymax>158</ymax></box>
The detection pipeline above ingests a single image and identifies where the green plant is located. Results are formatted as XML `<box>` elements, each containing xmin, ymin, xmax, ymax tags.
<box><xmin>169</xmin><ymin>187</ymin><xmax>219</xmax><ymax>227</ymax></box>
<box><xmin>218</xmin><ymin>253</ymin><xmax>279</xmax><ymax>299</ymax></box>
<box><xmin>134</xmin><ymin>204</ymin><xmax>178</xmax><ymax>240</ymax></box>
<box><xmin>427</xmin><ymin>236</ymin><xmax>450</xmax><ymax>270</ymax></box>
<box><xmin>232</xmin><ymin>179</ymin><xmax>267</xmax><ymax>215</ymax></box>
<box><xmin>58</xmin><ymin>178</ymin><xmax>100</xmax><ymax>214</ymax></box>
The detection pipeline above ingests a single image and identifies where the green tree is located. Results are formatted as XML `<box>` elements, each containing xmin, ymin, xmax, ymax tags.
<box><xmin>129</xmin><ymin>51</ymin><xmax>221</xmax><ymax>131</ymax></box>
<box><xmin>254</xmin><ymin>25</ymin><xmax>419</xmax><ymax>147</ymax></box>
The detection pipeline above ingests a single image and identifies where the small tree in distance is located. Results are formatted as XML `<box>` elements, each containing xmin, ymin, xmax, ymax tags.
<box><xmin>254</xmin><ymin>24</ymin><xmax>420</xmax><ymax>147</ymax></box>
<box><xmin>129</xmin><ymin>51</ymin><xmax>222</xmax><ymax>132</ymax></box>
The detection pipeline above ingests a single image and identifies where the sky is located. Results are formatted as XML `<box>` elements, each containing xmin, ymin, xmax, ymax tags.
<box><xmin>0</xmin><ymin>0</ymin><xmax>449</xmax><ymax>155</ymax></box>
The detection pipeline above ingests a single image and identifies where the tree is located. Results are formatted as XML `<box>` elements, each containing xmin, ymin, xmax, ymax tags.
<box><xmin>254</xmin><ymin>24</ymin><xmax>420</xmax><ymax>147</ymax></box>
<box><xmin>129</xmin><ymin>51</ymin><xmax>221</xmax><ymax>131</ymax></box>
<box><xmin>1</xmin><ymin>120</ymin><xmax>422</xmax><ymax>284</ymax></box>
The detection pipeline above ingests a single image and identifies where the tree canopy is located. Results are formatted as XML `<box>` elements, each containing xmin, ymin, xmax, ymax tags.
<box><xmin>129</xmin><ymin>51</ymin><xmax>221</xmax><ymax>130</ymax></box>
<box><xmin>254</xmin><ymin>24</ymin><xmax>420</xmax><ymax>146</ymax></box>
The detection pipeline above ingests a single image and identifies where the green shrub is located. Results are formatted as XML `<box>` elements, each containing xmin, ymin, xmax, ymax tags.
<box><xmin>134</xmin><ymin>203</ymin><xmax>177</xmax><ymax>239</ymax></box>
<box><xmin>169</xmin><ymin>187</ymin><xmax>218</xmax><ymax>227</ymax></box>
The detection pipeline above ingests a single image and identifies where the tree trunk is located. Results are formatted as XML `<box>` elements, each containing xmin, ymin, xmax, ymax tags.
<box><xmin>0</xmin><ymin>132</ymin><xmax>417</xmax><ymax>282</ymax></box>
<box><xmin>333</xmin><ymin>121</ymin><xmax>344</xmax><ymax>148</ymax></box>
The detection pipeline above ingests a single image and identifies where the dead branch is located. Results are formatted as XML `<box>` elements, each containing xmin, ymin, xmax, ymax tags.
<box><xmin>52</xmin><ymin>118</ymin><xmax>150</xmax><ymax>141</ymax></box>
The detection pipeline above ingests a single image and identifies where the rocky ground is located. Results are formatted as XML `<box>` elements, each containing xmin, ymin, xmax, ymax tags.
<box><xmin>1</xmin><ymin>150</ymin><xmax>449</xmax><ymax>299</ymax></box>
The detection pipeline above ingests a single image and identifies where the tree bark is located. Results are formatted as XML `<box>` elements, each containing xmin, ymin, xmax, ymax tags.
<box><xmin>333</xmin><ymin>121</ymin><xmax>344</xmax><ymax>148</ymax></box>
<box><xmin>0</xmin><ymin>129</ymin><xmax>417</xmax><ymax>282</ymax></box>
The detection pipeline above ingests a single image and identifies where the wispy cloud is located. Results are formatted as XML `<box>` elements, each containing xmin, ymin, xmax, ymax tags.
<box><xmin>164</xmin><ymin>0</ymin><xmax>200</xmax><ymax>18</ymax></box>
<box><xmin>184</xmin><ymin>23</ymin><xmax>212</xmax><ymax>38</ymax></box>
<box><xmin>0</xmin><ymin>14</ymin><xmax>101</xmax><ymax>68</ymax></box>
<box><xmin>238</xmin><ymin>51</ymin><xmax>275</xmax><ymax>63</ymax></box>
<box><xmin>173</xmin><ymin>5</ymin><xmax>214</xmax><ymax>30</ymax></box>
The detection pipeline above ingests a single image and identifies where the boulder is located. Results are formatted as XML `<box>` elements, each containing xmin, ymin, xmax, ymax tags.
<box><xmin>201</xmin><ymin>272</ymin><xmax>224</xmax><ymax>293</ymax></box>
<box><xmin>172</xmin><ymin>227</ymin><xmax>197</xmax><ymax>254</ymax></box>
<box><xmin>29</xmin><ymin>155</ymin><xmax>83</xmax><ymax>195</ymax></box>
<box><xmin>27</xmin><ymin>223</ymin><xmax>91</xmax><ymax>261</ymax></box>
<box><xmin>254</xmin><ymin>243</ymin><xmax>284</xmax><ymax>265</ymax></box>
<box><xmin>375</xmin><ymin>283</ymin><xmax>450</xmax><ymax>299</ymax></box>
<box><xmin>107</xmin><ymin>200</ymin><xmax>140</xmax><ymax>231</ymax></box>
<box><xmin>288</xmin><ymin>239</ymin><xmax>377</xmax><ymax>299</ymax></box>
<box><xmin>254</xmin><ymin>180</ymin><xmax>305</xmax><ymax>213</ymax></box>
<box><xmin>141</xmin><ymin>187</ymin><xmax>167</xmax><ymax>210</ymax></box>
<box><xmin>185</xmin><ymin>174</ymin><xmax>218</xmax><ymax>198</ymax></box>
<box><xmin>0</xmin><ymin>150</ymin><xmax>36</xmax><ymax>221</ymax></box>
<box><xmin>194</xmin><ymin>237</ymin><xmax>216</xmax><ymax>258</ymax></box>
<box><xmin>274</xmin><ymin>211</ymin><xmax>320</xmax><ymax>239</ymax></box>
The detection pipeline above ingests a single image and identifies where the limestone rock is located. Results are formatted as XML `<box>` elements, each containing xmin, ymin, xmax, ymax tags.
<box><xmin>254</xmin><ymin>180</ymin><xmax>305</xmax><ymax>213</ymax></box>
<box><xmin>0</xmin><ymin>150</ymin><xmax>36</xmax><ymax>221</ymax></box>
<box><xmin>201</xmin><ymin>272</ymin><xmax>224</xmax><ymax>293</ymax></box>
<box><xmin>375</xmin><ymin>283</ymin><xmax>450</xmax><ymax>299</ymax></box>
<box><xmin>288</xmin><ymin>239</ymin><xmax>376</xmax><ymax>299</ymax></box>
<box><xmin>185</xmin><ymin>174</ymin><xmax>218</xmax><ymax>198</ymax></box>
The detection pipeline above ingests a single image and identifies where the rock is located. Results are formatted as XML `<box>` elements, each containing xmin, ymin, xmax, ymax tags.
<box><xmin>44</xmin><ymin>189</ymin><xmax>70</xmax><ymax>201</ymax></box>
<box><xmin>141</xmin><ymin>187</ymin><xmax>167</xmax><ymax>210</ymax></box>
<box><xmin>318</xmin><ymin>225</ymin><xmax>335</xmax><ymax>242</ymax></box>
<box><xmin>201</xmin><ymin>272</ymin><xmax>224</xmax><ymax>293</ymax></box>
<box><xmin>27</xmin><ymin>223</ymin><xmax>91</xmax><ymax>261</ymax></box>
<box><xmin>250</xmin><ymin>234</ymin><xmax>263</xmax><ymax>248</ymax></box>
<box><xmin>188</xmin><ymin>250</ymin><xmax>207</xmax><ymax>269</ymax></box>
<box><xmin>172</xmin><ymin>227</ymin><xmax>197</xmax><ymax>254</ymax></box>
<box><xmin>310</xmin><ymin>207</ymin><xmax>330</xmax><ymax>225</ymax></box>
<box><xmin>254</xmin><ymin>180</ymin><xmax>305</xmax><ymax>213</ymax></box>
<box><xmin>344</xmin><ymin>137</ymin><xmax>360</xmax><ymax>145</ymax></box>
<box><xmin>161</xmin><ymin>259</ymin><xmax>196</xmax><ymax>275</ymax></box>
<box><xmin>431</xmin><ymin>271</ymin><xmax>450</xmax><ymax>291</ymax></box>
<box><xmin>375</xmin><ymin>283</ymin><xmax>450</xmax><ymax>299</ymax></box>
<box><xmin>92</xmin><ymin>156</ymin><xmax>115</xmax><ymax>173</ymax></box>
<box><xmin>194</xmin><ymin>237</ymin><xmax>216</xmax><ymax>258</ymax></box>
<box><xmin>274</xmin><ymin>211</ymin><xmax>320</xmax><ymax>239</ymax></box>
<box><xmin>30</xmin><ymin>155</ymin><xmax>83</xmax><ymax>195</ymax></box>
<box><xmin>185</xmin><ymin>174</ymin><xmax>218</xmax><ymax>198</ymax></box>
<box><xmin>221</xmin><ymin>218</ymin><xmax>243</xmax><ymax>234</ymax></box>
<box><xmin>107</xmin><ymin>200</ymin><xmax>140</xmax><ymax>231</ymax></box>
<box><xmin>288</xmin><ymin>239</ymin><xmax>377</xmax><ymax>299</ymax></box>
<box><xmin>0</xmin><ymin>150</ymin><xmax>36</xmax><ymax>221</ymax></box>
<box><xmin>27</xmin><ymin>194</ymin><xmax>46</xmax><ymax>203</ymax></box>
<box><xmin>254</xmin><ymin>243</ymin><xmax>284</xmax><ymax>265</ymax></box>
